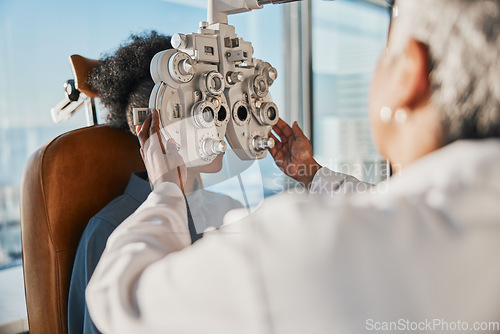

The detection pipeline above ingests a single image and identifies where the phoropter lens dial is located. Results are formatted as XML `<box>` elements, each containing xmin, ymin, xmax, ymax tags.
<box><xmin>232</xmin><ymin>100</ymin><xmax>251</xmax><ymax>126</ymax></box>
<box><xmin>168</xmin><ymin>51</ymin><xmax>195</xmax><ymax>83</ymax></box>
<box><xmin>257</xmin><ymin>102</ymin><xmax>279</xmax><ymax>126</ymax></box>
<box><xmin>251</xmin><ymin>75</ymin><xmax>269</xmax><ymax>98</ymax></box>
<box><xmin>204</xmin><ymin>71</ymin><xmax>225</xmax><ymax>96</ymax></box>
<box><xmin>193</xmin><ymin>101</ymin><xmax>217</xmax><ymax>128</ymax></box>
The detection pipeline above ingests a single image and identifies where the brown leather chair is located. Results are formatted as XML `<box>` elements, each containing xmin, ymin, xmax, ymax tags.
<box><xmin>20</xmin><ymin>126</ymin><xmax>145</xmax><ymax>334</ymax></box>
<box><xmin>20</xmin><ymin>55</ymin><xmax>146</xmax><ymax>334</ymax></box>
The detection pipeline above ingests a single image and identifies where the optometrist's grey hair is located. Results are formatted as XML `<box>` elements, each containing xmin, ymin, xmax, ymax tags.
<box><xmin>389</xmin><ymin>0</ymin><xmax>500</xmax><ymax>144</ymax></box>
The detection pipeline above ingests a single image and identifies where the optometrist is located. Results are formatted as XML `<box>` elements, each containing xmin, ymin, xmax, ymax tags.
<box><xmin>87</xmin><ymin>1</ymin><xmax>500</xmax><ymax>333</ymax></box>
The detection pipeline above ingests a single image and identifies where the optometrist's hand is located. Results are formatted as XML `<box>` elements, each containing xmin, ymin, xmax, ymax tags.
<box><xmin>137</xmin><ymin>110</ymin><xmax>187</xmax><ymax>192</ymax></box>
<box><xmin>269</xmin><ymin>118</ymin><xmax>322</xmax><ymax>190</ymax></box>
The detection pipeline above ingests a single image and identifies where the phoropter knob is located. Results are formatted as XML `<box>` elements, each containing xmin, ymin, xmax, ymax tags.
<box><xmin>180</xmin><ymin>58</ymin><xmax>194</xmax><ymax>76</ymax></box>
<box><xmin>252</xmin><ymin>136</ymin><xmax>275</xmax><ymax>151</ymax></box>
<box><xmin>227</xmin><ymin>71</ymin><xmax>244</xmax><ymax>85</ymax></box>
<box><xmin>202</xmin><ymin>138</ymin><xmax>227</xmax><ymax>156</ymax></box>
<box><xmin>257</xmin><ymin>62</ymin><xmax>278</xmax><ymax>85</ymax></box>
<box><xmin>172</xmin><ymin>33</ymin><xmax>188</xmax><ymax>49</ymax></box>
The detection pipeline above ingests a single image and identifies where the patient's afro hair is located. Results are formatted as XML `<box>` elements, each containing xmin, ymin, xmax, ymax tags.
<box><xmin>89</xmin><ymin>31</ymin><xmax>172</xmax><ymax>133</ymax></box>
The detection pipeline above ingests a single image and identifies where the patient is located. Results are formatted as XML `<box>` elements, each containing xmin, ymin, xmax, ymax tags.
<box><xmin>67</xmin><ymin>31</ymin><xmax>242</xmax><ymax>334</ymax></box>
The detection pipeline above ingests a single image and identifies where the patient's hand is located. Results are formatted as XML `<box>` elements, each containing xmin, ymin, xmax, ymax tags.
<box><xmin>137</xmin><ymin>110</ymin><xmax>187</xmax><ymax>191</ymax></box>
<box><xmin>269</xmin><ymin>118</ymin><xmax>322</xmax><ymax>190</ymax></box>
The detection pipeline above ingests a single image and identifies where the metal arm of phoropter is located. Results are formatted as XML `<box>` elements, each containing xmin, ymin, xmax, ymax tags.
<box><xmin>207</xmin><ymin>0</ymin><xmax>302</xmax><ymax>24</ymax></box>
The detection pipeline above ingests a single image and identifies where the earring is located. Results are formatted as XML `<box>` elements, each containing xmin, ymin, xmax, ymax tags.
<box><xmin>394</xmin><ymin>108</ymin><xmax>408</xmax><ymax>124</ymax></box>
<box><xmin>380</xmin><ymin>106</ymin><xmax>408</xmax><ymax>124</ymax></box>
<box><xmin>380</xmin><ymin>106</ymin><xmax>393</xmax><ymax>123</ymax></box>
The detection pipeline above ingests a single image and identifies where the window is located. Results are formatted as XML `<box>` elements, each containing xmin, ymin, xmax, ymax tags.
<box><xmin>312</xmin><ymin>0</ymin><xmax>391</xmax><ymax>184</ymax></box>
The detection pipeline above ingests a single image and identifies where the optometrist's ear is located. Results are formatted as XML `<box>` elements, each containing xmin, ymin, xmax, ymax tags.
<box><xmin>395</xmin><ymin>38</ymin><xmax>432</xmax><ymax>112</ymax></box>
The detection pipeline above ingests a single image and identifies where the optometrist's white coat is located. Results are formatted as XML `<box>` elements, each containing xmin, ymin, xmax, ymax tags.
<box><xmin>87</xmin><ymin>139</ymin><xmax>500</xmax><ymax>334</ymax></box>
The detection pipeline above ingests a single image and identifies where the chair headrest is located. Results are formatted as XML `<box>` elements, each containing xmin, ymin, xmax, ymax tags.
<box><xmin>69</xmin><ymin>55</ymin><xmax>100</xmax><ymax>98</ymax></box>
